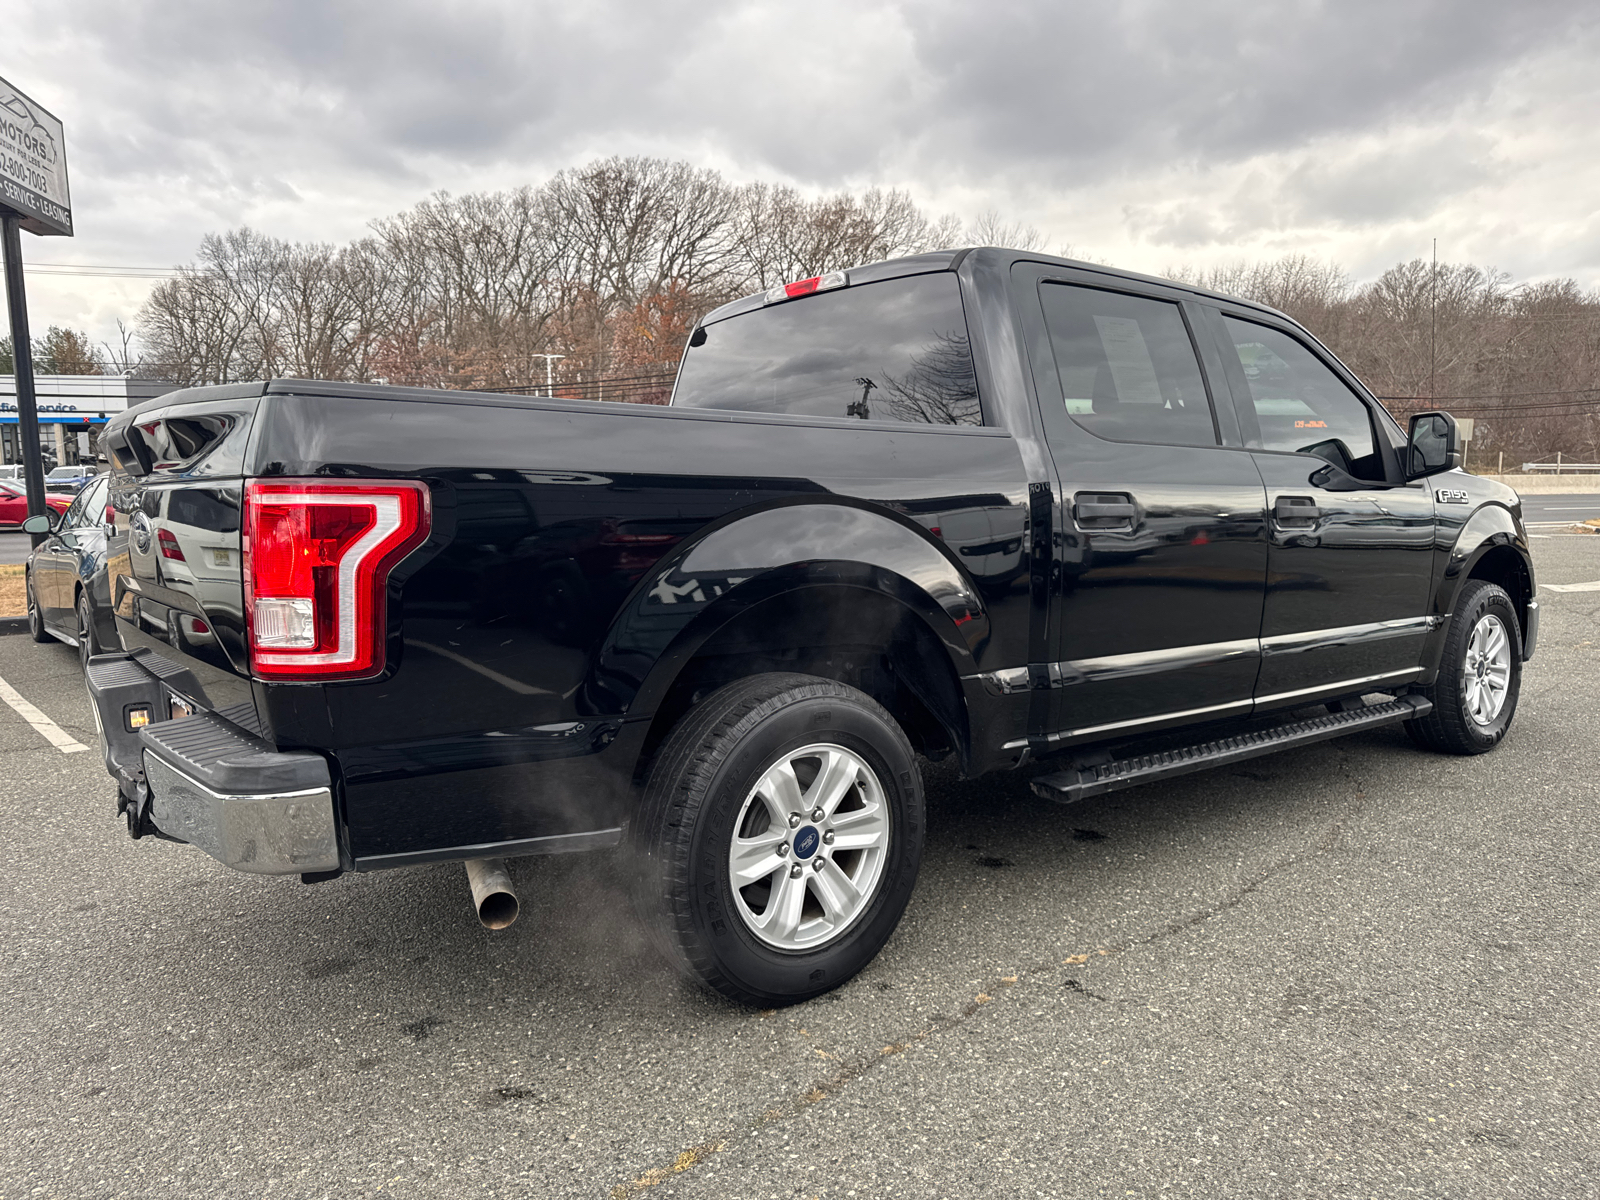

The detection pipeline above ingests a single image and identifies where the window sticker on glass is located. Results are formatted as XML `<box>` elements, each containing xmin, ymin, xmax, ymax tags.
<box><xmin>1092</xmin><ymin>316</ymin><xmax>1164</xmax><ymax>406</ymax></box>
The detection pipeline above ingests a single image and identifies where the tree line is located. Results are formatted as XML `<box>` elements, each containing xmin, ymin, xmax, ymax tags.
<box><xmin>1166</xmin><ymin>256</ymin><xmax>1600</xmax><ymax>468</ymax></box>
<box><xmin>134</xmin><ymin>158</ymin><xmax>1042</xmax><ymax>405</ymax></box>
<box><xmin>111</xmin><ymin>155</ymin><xmax>1600</xmax><ymax>465</ymax></box>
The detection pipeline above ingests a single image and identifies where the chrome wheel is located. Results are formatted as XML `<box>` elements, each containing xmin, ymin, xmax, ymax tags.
<box><xmin>727</xmin><ymin>743</ymin><xmax>891</xmax><ymax>952</ymax></box>
<box><xmin>1461</xmin><ymin>613</ymin><xmax>1512</xmax><ymax>727</ymax></box>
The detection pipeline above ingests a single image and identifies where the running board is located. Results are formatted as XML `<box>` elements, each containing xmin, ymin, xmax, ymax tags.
<box><xmin>1029</xmin><ymin>695</ymin><xmax>1432</xmax><ymax>805</ymax></box>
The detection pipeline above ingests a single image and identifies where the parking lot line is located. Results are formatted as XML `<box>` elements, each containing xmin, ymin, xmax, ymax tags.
<box><xmin>0</xmin><ymin>672</ymin><xmax>90</xmax><ymax>753</ymax></box>
<box><xmin>1541</xmin><ymin>580</ymin><xmax>1600</xmax><ymax>593</ymax></box>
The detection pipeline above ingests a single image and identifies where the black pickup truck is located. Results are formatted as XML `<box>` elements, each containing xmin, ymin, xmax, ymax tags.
<box><xmin>83</xmin><ymin>247</ymin><xmax>1536</xmax><ymax>1005</ymax></box>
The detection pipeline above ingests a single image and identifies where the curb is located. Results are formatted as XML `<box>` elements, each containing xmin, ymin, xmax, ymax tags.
<box><xmin>0</xmin><ymin>615</ymin><xmax>32</xmax><ymax>636</ymax></box>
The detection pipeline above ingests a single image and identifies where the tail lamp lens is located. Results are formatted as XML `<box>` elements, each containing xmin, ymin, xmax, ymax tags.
<box><xmin>244</xmin><ymin>479</ymin><xmax>431</xmax><ymax>681</ymax></box>
<box><xmin>157</xmin><ymin>528</ymin><xmax>186</xmax><ymax>561</ymax></box>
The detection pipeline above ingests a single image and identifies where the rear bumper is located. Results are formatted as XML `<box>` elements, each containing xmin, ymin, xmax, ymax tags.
<box><xmin>86</xmin><ymin>653</ymin><xmax>339</xmax><ymax>875</ymax></box>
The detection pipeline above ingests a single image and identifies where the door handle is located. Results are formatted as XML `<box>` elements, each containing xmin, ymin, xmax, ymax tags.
<box><xmin>1274</xmin><ymin>495</ymin><xmax>1320</xmax><ymax>524</ymax></box>
<box><xmin>1074</xmin><ymin>493</ymin><xmax>1137</xmax><ymax>530</ymax></box>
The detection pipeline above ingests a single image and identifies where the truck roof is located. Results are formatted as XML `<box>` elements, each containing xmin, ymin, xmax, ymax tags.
<box><xmin>695</xmin><ymin>245</ymin><xmax>1292</xmax><ymax>329</ymax></box>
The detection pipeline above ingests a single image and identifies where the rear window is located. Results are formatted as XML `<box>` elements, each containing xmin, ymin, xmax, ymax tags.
<box><xmin>673</xmin><ymin>273</ymin><xmax>981</xmax><ymax>425</ymax></box>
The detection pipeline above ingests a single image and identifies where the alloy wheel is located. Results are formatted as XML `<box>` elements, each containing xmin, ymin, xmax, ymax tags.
<box><xmin>1461</xmin><ymin>613</ymin><xmax>1512</xmax><ymax>727</ymax></box>
<box><xmin>727</xmin><ymin>743</ymin><xmax>891</xmax><ymax>952</ymax></box>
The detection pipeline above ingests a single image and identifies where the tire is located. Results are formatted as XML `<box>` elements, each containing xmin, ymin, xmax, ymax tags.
<box><xmin>1405</xmin><ymin>580</ymin><xmax>1522</xmax><ymax>755</ymax></box>
<box><xmin>76</xmin><ymin>589</ymin><xmax>98</xmax><ymax>669</ymax></box>
<box><xmin>630</xmin><ymin>672</ymin><xmax>925</xmax><ymax>1007</ymax></box>
<box><xmin>25</xmin><ymin>571</ymin><xmax>51</xmax><ymax>643</ymax></box>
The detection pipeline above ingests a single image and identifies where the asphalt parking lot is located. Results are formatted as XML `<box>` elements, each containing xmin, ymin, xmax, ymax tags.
<box><xmin>1</xmin><ymin>535</ymin><xmax>1597</xmax><ymax>1199</ymax></box>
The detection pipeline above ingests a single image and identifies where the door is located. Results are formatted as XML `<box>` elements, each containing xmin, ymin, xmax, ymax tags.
<box><xmin>1207</xmin><ymin>310</ymin><xmax>1437</xmax><ymax>709</ymax></box>
<box><xmin>1016</xmin><ymin>267</ymin><xmax>1270</xmax><ymax>745</ymax></box>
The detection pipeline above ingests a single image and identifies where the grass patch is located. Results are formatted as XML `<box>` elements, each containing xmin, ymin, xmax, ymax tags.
<box><xmin>0</xmin><ymin>564</ymin><xmax>26</xmax><ymax>618</ymax></box>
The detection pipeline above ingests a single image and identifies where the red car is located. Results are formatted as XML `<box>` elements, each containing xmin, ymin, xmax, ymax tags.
<box><xmin>0</xmin><ymin>479</ymin><xmax>72</xmax><ymax>528</ymax></box>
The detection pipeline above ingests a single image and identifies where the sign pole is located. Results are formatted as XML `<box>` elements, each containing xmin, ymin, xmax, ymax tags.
<box><xmin>1</xmin><ymin>212</ymin><xmax>48</xmax><ymax>545</ymax></box>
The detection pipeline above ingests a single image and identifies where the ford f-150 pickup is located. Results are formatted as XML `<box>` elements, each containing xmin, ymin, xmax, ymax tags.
<box><xmin>76</xmin><ymin>247</ymin><xmax>1536</xmax><ymax>1005</ymax></box>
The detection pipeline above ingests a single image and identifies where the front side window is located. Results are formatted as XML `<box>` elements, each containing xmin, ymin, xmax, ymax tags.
<box><xmin>70</xmin><ymin>478</ymin><xmax>108</xmax><ymax>527</ymax></box>
<box><xmin>1038</xmin><ymin>283</ymin><xmax>1217</xmax><ymax>447</ymax></box>
<box><xmin>1221</xmin><ymin>316</ymin><xmax>1382</xmax><ymax>479</ymax></box>
<box><xmin>673</xmin><ymin>273</ymin><xmax>981</xmax><ymax>426</ymax></box>
<box><xmin>60</xmin><ymin>479</ymin><xmax>97</xmax><ymax>527</ymax></box>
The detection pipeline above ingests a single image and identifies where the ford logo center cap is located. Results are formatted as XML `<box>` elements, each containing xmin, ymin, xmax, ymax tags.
<box><xmin>793</xmin><ymin>826</ymin><xmax>820</xmax><ymax>859</ymax></box>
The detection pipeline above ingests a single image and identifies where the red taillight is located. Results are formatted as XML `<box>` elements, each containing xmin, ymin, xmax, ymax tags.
<box><xmin>243</xmin><ymin>479</ymin><xmax>431</xmax><ymax>681</ymax></box>
<box><xmin>157</xmin><ymin>529</ymin><xmax>186</xmax><ymax>561</ymax></box>
<box><xmin>764</xmin><ymin>270</ymin><xmax>848</xmax><ymax>305</ymax></box>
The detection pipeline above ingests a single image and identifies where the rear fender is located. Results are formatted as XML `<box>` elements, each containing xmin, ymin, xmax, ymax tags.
<box><xmin>591</xmin><ymin>502</ymin><xmax>989</xmax><ymax>717</ymax></box>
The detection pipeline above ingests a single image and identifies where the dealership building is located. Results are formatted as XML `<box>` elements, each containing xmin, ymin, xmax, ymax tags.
<box><xmin>0</xmin><ymin>374</ymin><xmax>179</xmax><ymax>467</ymax></box>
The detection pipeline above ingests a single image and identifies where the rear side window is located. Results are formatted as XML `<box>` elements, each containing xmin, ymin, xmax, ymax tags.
<box><xmin>1038</xmin><ymin>284</ymin><xmax>1217</xmax><ymax>447</ymax></box>
<box><xmin>673</xmin><ymin>274</ymin><xmax>981</xmax><ymax>425</ymax></box>
<box><xmin>1221</xmin><ymin>316</ymin><xmax>1381</xmax><ymax>478</ymax></box>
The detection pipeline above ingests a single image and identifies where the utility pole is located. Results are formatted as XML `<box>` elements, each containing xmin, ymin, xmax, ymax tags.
<box><xmin>849</xmin><ymin>377</ymin><xmax>877</xmax><ymax>420</ymax></box>
<box><xmin>532</xmin><ymin>353</ymin><xmax>565</xmax><ymax>396</ymax></box>
<box><xmin>1429</xmin><ymin>238</ymin><xmax>1437</xmax><ymax>405</ymax></box>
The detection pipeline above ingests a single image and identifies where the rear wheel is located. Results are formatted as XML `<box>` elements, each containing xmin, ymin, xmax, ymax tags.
<box><xmin>77</xmin><ymin>589</ymin><xmax>98</xmax><ymax>668</ymax></box>
<box><xmin>25</xmin><ymin>571</ymin><xmax>51</xmax><ymax>643</ymax></box>
<box><xmin>1405</xmin><ymin>580</ymin><xmax>1522</xmax><ymax>755</ymax></box>
<box><xmin>631</xmin><ymin>673</ymin><xmax>924</xmax><ymax>1006</ymax></box>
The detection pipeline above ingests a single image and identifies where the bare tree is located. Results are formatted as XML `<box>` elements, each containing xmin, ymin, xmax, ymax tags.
<box><xmin>965</xmin><ymin>209</ymin><xmax>1051</xmax><ymax>253</ymax></box>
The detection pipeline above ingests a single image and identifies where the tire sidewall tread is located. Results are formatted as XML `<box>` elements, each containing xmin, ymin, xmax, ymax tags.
<box><xmin>1405</xmin><ymin>580</ymin><xmax>1521</xmax><ymax>755</ymax></box>
<box><xmin>26</xmin><ymin>571</ymin><xmax>51</xmax><ymax>643</ymax></box>
<box><xmin>630</xmin><ymin>672</ymin><xmax>924</xmax><ymax>1006</ymax></box>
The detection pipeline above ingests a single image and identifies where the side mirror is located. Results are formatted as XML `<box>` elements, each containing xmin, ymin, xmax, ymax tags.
<box><xmin>21</xmin><ymin>512</ymin><xmax>56</xmax><ymax>536</ymax></box>
<box><xmin>1407</xmin><ymin>411</ymin><xmax>1462</xmax><ymax>479</ymax></box>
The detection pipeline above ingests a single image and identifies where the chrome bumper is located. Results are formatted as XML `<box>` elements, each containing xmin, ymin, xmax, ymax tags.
<box><xmin>86</xmin><ymin>653</ymin><xmax>340</xmax><ymax>876</ymax></box>
<box><xmin>143</xmin><ymin>753</ymin><xmax>339</xmax><ymax>875</ymax></box>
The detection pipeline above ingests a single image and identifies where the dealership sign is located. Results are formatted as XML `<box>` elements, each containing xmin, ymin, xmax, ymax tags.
<box><xmin>0</xmin><ymin>76</ymin><xmax>71</xmax><ymax>236</ymax></box>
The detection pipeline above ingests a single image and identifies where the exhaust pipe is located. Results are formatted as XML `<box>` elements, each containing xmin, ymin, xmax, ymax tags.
<box><xmin>464</xmin><ymin>858</ymin><xmax>519</xmax><ymax>930</ymax></box>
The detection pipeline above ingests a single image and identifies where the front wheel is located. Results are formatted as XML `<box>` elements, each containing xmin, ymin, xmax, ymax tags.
<box><xmin>1405</xmin><ymin>580</ymin><xmax>1522</xmax><ymax>755</ymax></box>
<box><xmin>25</xmin><ymin>571</ymin><xmax>52</xmax><ymax>643</ymax></box>
<box><xmin>631</xmin><ymin>673</ymin><xmax>925</xmax><ymax>1006</ymax></box>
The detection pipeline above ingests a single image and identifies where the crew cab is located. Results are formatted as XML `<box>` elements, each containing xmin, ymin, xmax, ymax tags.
<box><xmin>82</xmin><ymin>248</ymin><xmax>1536</xmax><ymax>1005</ymax></box>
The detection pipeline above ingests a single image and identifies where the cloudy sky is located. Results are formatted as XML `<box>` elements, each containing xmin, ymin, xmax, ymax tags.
<box><xmin>7</xmin><ymin>0</ymin><xmax>1600</xmax><ymax>346</ymax></box>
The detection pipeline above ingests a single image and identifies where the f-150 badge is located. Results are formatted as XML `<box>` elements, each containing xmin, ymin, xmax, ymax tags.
<box><xmin>1436</xmin><ymin>489</ymin><xmax>1470</xmax><ymax>504</ymax></box>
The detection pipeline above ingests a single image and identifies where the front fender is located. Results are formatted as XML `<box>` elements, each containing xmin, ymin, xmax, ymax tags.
<box><xmin>589</xmin><ymin>501</ymin><xmax>989</xmax><ymax>714</ymax></box>
<box><xmin>1419</xmin><ymin>501</ymin><xmax>1533</xmax><ymax>678</ymax></box>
